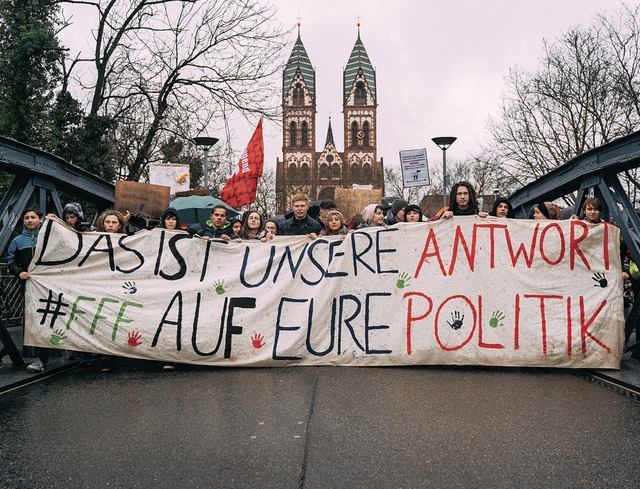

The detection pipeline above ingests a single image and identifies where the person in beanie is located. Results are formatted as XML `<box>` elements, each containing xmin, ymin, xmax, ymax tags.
<box><xmin>62</xmin><ymin>202</ymin><xmax>90</xmax><ymax>231</ymax></box>
<box><xmin>320</xmin><ymin>210</ymin><xmax>349</xmax><ymax>236</ymax></box>
<box><xmin>531</xmin><ymin>202</ymin><xmax>551</xmax><ymax>220</ymax></box>
<box><xmin>385</xmin><ymin>199</ymin><xmax>408</xmax><ymax>225</ymax></box>
<box><xmin>403</xmin><ymin>204</ymin><xmax>423</xmax><ymax>223</ymax></box>
<box><xmin>489</xmin><ymin>197</ymin><xmax>515</xmax><ymax>218</ymax></box>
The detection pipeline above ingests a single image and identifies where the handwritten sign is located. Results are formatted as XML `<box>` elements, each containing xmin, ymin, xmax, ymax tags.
<box><xmin>334</xmin><ymin>188</ymin><xmax>383</xmax><ymax>220</ymax></box>
<box><xmin>24</xmin><ymin>217</ymin><xmax>625</xmax><ymax>368</ymax></box>
<box><xmin>115</xmin><ymin>181</ymin><xmax>171</xmax><ymax>218</ymax></box>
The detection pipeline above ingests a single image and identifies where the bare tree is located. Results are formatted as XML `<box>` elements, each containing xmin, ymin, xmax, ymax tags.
<box><xmin>252</xmin><ymin>169</ymin><xmax>276</xmax><ymax>217</ymax></box>
<box><xmin>485</xmin><ymin>4</ymin><xmax>640</xmax><ymax>197</ymax></box>
<box><xmin>61</xmin><ymin>0</ymin><xmax>287</xmax><ymax>181</ymax></box>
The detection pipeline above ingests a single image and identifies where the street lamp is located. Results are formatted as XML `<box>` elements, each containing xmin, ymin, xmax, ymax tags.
<box><xmin>431</xmin><ymin>136</ymin><xmax>457</xmax><ymax>206</ymax></box>
<box><xmin>193</xmin><ymin>136</ymin><xmax>219</xmax><ymax>190</ymax></box>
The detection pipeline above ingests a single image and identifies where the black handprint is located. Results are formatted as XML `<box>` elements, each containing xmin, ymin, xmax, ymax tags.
<box><xmin>592</xmin><ymin>272</ymin><xmax>607</xmax><ymax>288</ymax></box>
<box><xmin>447</xmin><ymin>311</ymin><xmax>465</xmax><ymax>330</ymax></box>
<box><xmin>122</xmin><ymin>281</ymin><xmax>137</xmax><ymax>294</ymax></box>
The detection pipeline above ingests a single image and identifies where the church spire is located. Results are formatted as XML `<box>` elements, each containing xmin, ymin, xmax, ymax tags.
<box><xmin>325</xmin><ymin>117</ymin><xmax>335</xmax><ymax>146</ymax></box>
<box><xmin>343</xmin><ymin>25</ymin><xmax>376</xmax><ymax>103</ymax></box>
<box><xmin>282</xmin><ymin>24</ymin><xmax>315</xmax><ymax>102</ymax></box>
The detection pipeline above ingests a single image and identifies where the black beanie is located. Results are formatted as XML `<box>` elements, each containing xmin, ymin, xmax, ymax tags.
<box><xmin>533</xmin><ymin>203</ymin><xmax>551</xmax><ymax>219</ymax></box>
<box><xmin>403</xmin><ymin>204</ymin><xmax>423</xmax><ymax>222</ymax></box>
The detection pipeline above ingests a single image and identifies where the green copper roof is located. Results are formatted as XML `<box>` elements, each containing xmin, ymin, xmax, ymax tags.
<box><xmin>343</xmin><ymin>31</ymin><xmax>376</xmax><ymax>103</ymax></box>
<box><xmin>325</xmin><ymin>118</ymin><xmax>335</xmax><ymax>146</ymax></box>
<box><xmin>283</xmin><ymin>34</ymin><xmax>315</xmax><ymax>102</ymax></box>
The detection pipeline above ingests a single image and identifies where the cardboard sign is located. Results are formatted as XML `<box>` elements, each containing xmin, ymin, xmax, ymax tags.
<box><xmin>399</xmin><ymin>148</ymin><xmax>430</xmax><ymax>187</ymax></box>
<box><xmin>24</xmin><ymin>217</ymin><xmax>624</xmax><ymax>369</ymax></box>
<box><xmin>115</xmin><ymin>181</ymin><xmax>171</xmax><ymax>218</ymax></box>
<box><xmin>334</xmin><ymin>188</ymin><xmax>383</xmax><ymax>220</ymax></box>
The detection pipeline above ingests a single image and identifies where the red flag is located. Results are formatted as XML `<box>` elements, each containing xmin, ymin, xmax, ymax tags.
<box><xmin>220</xmin><ymin>119</ymin><xmax>263</xmax><ymax>207</ymax></box>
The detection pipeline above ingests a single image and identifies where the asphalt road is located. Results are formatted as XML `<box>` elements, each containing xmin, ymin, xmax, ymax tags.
<box><xmin>0</xmin><ymin>362</ymin><xmax>639</xmax><ymax>489</ymax></box>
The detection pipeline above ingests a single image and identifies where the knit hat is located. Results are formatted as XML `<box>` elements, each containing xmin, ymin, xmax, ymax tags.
<box><xmin>403</xmin><ymin>204</ymin><xmax>423</xmax><ymax>222</ymax></box>
<box><xmin>533</xmin><ymin>202</ymin><xmax>551</xmax><ymax>219</ymax></box>
<box><xmin>326</xmin><ymin>209</ymin><xmax>345</xmax><ymax>225</ymax></box>
<box><xmin>62</xmin><ymin>202</ymin><xmax>84</xmax><ymax>221</ymax></box>
<box><xmin>391</xmin><ymin>199</ymin><xmax>408</xmax><ymax>217</ymax></box>
<box><xmin>361</xmin><ymin>203</ymin><xmax>380</xmax><ymax>225</ymax></box>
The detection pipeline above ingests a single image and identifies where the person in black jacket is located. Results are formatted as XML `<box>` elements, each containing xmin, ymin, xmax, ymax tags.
<box><xmin>6</xmin><ymin>206</ymin><xmax>48</xmax><ymax>372</ymax></box>
<box><xmin>280</xmin><ymin>193</ymin><xmax>321</xmax><ymax>236</ymax></box>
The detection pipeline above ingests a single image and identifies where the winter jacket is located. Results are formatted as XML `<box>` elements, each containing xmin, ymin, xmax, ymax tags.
<box><xmin>7</xmin><ymin>226</ymin><xmax>40</xmax><ymax>277</ymax></box>
<box><xmin>279</xmin><ymin>215</ymin><xmax>322</xmax><ymax>235</ymax></box>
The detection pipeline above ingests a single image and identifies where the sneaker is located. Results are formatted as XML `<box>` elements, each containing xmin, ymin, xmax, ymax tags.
<box><xmin>27</xmin><ymin>358</ymin><xmax>45</xmax><ymax>372</ymax></box>
<box><xmin>162</xmin><ymin>363</ymin><xmax>176</xmax><ymax>371</ymax></box>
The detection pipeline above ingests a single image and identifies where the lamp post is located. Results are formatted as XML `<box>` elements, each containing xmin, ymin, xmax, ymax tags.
<box><xmin>193</xmin><ymin>136</ymin><xmax>219</xmax><ymax>190</ymax></box>
<box><xmin>431</xmin><ymin>136</ymin><xmax>457</xmax><ymax>206</ymax></box>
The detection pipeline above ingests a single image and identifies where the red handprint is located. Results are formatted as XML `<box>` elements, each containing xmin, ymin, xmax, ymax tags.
<box><xmin>251</xmin><ymin>333</ymin><xmax>265</xmax><ymax>349</ymax></box>
<box><xmin>128</xmin><ymin>331</ymin><xmax>142</xmax><ymax>347</ymax></box>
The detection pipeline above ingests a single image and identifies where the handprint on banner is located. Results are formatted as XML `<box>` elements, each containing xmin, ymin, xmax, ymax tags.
<box><xmin>214</xmin><ymin>280</ymin><xmax>225</xmax><ymax>295</ymax></box>
<box><xmin>489</xmin><ymin>311</ymin><xmax>505</xmax><ymax>328</ymax></box>
<box><xmin>447</xmin><ymin>311</ymin><xmax>465</xmax><ymax>331</ymax></box>
<box><xmin>50</xmin><ymin>329</ymin><xmax>67</xmax><ymax>346</ymax></box>
<box><xmin>592</xmin><ymin>272</ymin><xmax>607</xmax><ymax>288</ymax></box>
<box><xmin>128</xmin><ymin>331</ymin><xmax>142</xmax><ymax>347</ymax></box>
<box><xmin>251</xmin><ymin>333</ymin><xmax>265</xmax><ymax>349</ymax></box>
<box><xmin>396</xmin><ymin>272</ymin><xmax>411</xmax><ymax>289</ymax></box>
<box><xmin>122</xmin><ymin>281</ymin><xmax>137</xmax><ymax>294</ymax></box>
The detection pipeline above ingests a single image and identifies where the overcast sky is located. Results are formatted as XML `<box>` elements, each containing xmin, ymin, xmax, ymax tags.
<box><xmin>60</xmin><ymin>0</ymin><xmax>626</xmax><ymax>172</ymax></box>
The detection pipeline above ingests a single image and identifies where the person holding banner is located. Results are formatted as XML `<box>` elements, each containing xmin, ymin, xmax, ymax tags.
<box><xmin>489</xmin><ymin>197</ymin><xmax>515</xmax><ymax>218</ymax></box>
<box><xmin>7</xmin><ymin>206</ymin><xmax>49</xmax><ymax>372</ymax></box>
<box><xmin>198</xmin><ymin>205</ymin><xmax>236</xmax><ymax>240</ymax></box>
<box><xmin>280</xmin><ymin>193</ymin><xmax>321</xmax><ymax>236</ymax></box>
<box><xmin>320</xmin><ymin>210</ymin><xmax>349</xmax><ymax>236</ymax></box>
<box><xmin>435</xmin><ymin>181</ymin><xmax>488</xmax><ymax>220</ymax></box>
<box><xmin>531</xmin><ymin>203</ymin><xmax>551</xmax><ymax>220</ymax></box>
<box><xmin>239</xmin><ymin>211</ymin><xmax>265</xmax><ymax>240</ymax></box>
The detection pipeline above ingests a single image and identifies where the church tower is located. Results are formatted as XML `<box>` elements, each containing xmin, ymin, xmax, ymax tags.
<box><xmin>342</xmin><ymin>24</ymin><xmax>383</xmax><ymax>191</ymax></box>
<box><xmin>276</xmin><ymin>25</ymin><xmax>316</xmax><ymax>213</ymax></box>
<box><xmin>276</xmin><ymin>25</ymin><xmax>384</xmax><ymax>213</ymax></box>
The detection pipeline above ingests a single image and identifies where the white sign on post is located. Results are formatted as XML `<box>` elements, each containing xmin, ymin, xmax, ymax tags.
<box><xmin>399</xmin><ymin>148</ymin><xmax>430</xmax><ymax>188</ymax></box>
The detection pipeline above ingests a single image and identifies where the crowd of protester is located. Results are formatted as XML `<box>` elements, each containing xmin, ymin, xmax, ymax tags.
<box><xmin>5</xmin><ymin>183</ymin><xmax>629</xmax><ymax>373</ymax></box>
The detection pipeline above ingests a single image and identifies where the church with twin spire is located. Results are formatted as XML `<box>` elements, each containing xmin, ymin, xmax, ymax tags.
<box><xmin>275</xmin><ymin>24</ymin><xmax>385</xmax><ymax>213</ymax></box>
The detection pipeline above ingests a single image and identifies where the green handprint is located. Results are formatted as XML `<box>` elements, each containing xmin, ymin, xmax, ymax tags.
<box><xmin>214</xmin><ymin>279</ymin><xmax>225</xmax><ymax>295</ymax></box>
<box><xmin>489</xmin><ymin>311</ymin><xmax>505</xmax><ymax>328</ymax></box>
<box><xmin>396</xmin><ymin>272</ymin><xmax>411</xmax><ymax>289</ymax></box>
<box><xmin>50</xmin><ymin>329</ymin><xmax>68</xmax><ymax>346</ymax></box>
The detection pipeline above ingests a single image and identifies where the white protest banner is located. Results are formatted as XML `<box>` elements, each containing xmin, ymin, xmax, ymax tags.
<box><xmin>24</xmin><ymin>217</ymin><xmax>624</xmax><ymax>368</ymax></box>
<box><xmin>399</xmin><ymin>148</ymin><xmax>430</xmax><ymax>187</ymax></box>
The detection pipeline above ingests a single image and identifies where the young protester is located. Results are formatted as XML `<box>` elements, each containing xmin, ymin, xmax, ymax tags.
<box><xmin>385</xmin><ymin>199</ymin><xmax>408</xmax><ymax>225</ymax></box>
<box><xmin>489</xmin><ymin>197</ymin><xmax>515</xmax><ymax>218</ymax></box>
<box><xmin>230</xmin><ymin>216</ymin><xmax>243</xmax><ymax>237</ymax></box>
<box><xmin>260</xmin><ymin>219</ymin><xmax>279</xmax><ymax>242</ymax></box>
<box><xmin>571</xmin><ymin>197</ymin><xmax>604</xmax><ymax>224</ymax></box>
<box><xmin>160</xmin><ymin>207</ymin><xmax>181</xmax><ymax>230</ymax></box>
<box><xmin>198</xmin><ymin>205</ymin><xmax>235</xmax><ymax>240</ymax></box>
<box><xmin>403</xmin><ymin>204</ymin><xmax>423</xmax><ymax>222</ymax></box>
<box><xmin>531</xmin><ymin>203</ymin><xmax>551</xmax><ymax>220</ymax></box>
<box><xmin>435</xmin><ymin>181</ymin><xmax>488</xmax><ymax>220</ymax></box>
<box><xmin>358</xmin><ymin>203</ymin><xmax>386</xmax><ymax>228</ymax></box>
<box><xmin>318</xmin><ymin>200</ymin><xmax>338</xmax><ymax>231</ymax></box>
<box><xmin>239</xmin><ymin>211</ymin><xmax>264</xmax><ymax>240</ymax></box>
<box><xmin>62</xmin><ymin>202</ymin><xmax>91</xmax><ymax>231</ymax></box>
<box><xmin>94</xmin><ymin>210</ymin><xmax>128</xmax><ymax>372</ymax></box>
<box><xmin>320</xmin><ymin>210</ymin><xmax>349</xmax><ymax>236</ymax></box>
<box><xmin>280</xmin><ymin>193</ymin><xmax>322</xmax><ymax>235</ymax></box>
<box><xmin>7</xmin><ymin>206</ymin><xmax>48</xmax><ymax>372</ymax></box>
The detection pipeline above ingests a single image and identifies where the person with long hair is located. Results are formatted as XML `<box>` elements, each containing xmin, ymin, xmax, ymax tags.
<box><xmin>239</xmin><ymin>210</ymin><xmax>264</xmax><ymax>240</ymax></box>
<box><xmin>434</xmin><ymin>181</ymin><xmax>487</xmax><ymax>220</ymax></box>
<box><xmin>96</xmin><ymin>209</ymin><xmax>127</xmax><ymax>233</ymax></box>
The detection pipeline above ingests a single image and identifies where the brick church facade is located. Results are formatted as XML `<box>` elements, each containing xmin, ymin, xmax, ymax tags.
<box><xmin>275</xmin><ymin>26</ymin><xmax>385</xmax><ymax>213</ymax></box>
